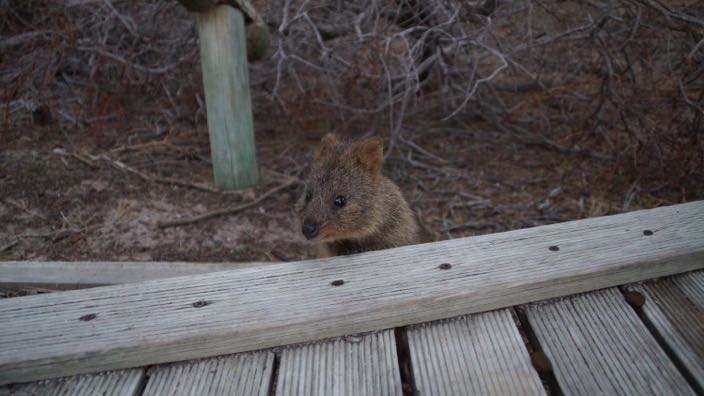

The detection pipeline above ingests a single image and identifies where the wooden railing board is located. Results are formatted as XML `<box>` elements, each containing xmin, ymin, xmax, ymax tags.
<box><xmin>525</xmin><ymin>288</ymin><xmax>694</xmax><ymax>395</ymax></box>
<box><xmin>0</xmin><ymin>201</ymin><xmax>703</xmax><ymax>385</ymax></box>
<box><xmin>407</xmin><ymin>309</ymin><xmax>545</xmax><ymax>396</ymax></box>
<box><xmin>0</xmin><ymin>260</ymin><xmax>265</xmax><ymax>289</ymax></box>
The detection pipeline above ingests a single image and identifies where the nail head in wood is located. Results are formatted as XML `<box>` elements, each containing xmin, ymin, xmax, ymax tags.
<box><xmin>192</xmin><ymin>300</ymin><xmax>212</xmax><ymax>308</ymax></box>
<box><xmin>623</xmin><ymin>291</ymin><xmax>645</xmax><ymax>308</ymax></box>
<box><xmin>79</xmin><ymin>313</ymin><xmax>97</xmax><ymax>322</ymax></box>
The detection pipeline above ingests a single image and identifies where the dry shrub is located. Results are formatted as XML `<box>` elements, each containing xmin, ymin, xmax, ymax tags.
<box><xmin>263</xmin><ymin>0</ymin><xmax>704</xmax><ymax>194</ymax></box>
<box><xmin>2</xmin><ymin>0</ymin><xmax>703</xmax><ymax>194</ymax></box>
<box><xmin>1</xmin><ymin>0</ymin><xmax>201</xmax><ymax>145</ymax></box>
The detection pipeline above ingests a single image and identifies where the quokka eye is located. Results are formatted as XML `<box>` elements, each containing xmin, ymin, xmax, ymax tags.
<box><xmin>333</xmin><ymin>195</ymin><xmax>346</xmax><ymax>208</ymax></box>
<box><xmin>305</xmin><ymin>191</ymin><xmax>313</xmax><ymax>202</ymax></box>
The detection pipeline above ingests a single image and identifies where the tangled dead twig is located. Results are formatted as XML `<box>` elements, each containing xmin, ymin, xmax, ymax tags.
<box><xmin>2</xmin><ymin>199</ymin><xmax>47</xmax><ymax>220</ymax></box>
<box><xmin>52</xmin><ymin>148</ymin><xmax>233</xmax><ymax>194</ymax></box>
<box><xmin>1</xmin><ymin>1</ymin><xmax>200</xmax><ymax>142</ymax></box>
<box><xmin>0</xmin><ymin>240</ymin><xmax>19</xmax><ymax>253</ymax></box>
<box><xmin>263</xmin><ymin>0</ymin><xmax>703</xmax><ymax>188</ymax></box>
<box><xmin>156</xmin><ymin>177</ymin><xmax>298</xmax><ymax>229</ymax></box>
<box><xmin>101</xmin><ymin>155</ymin><xmax>227</xmax><ymax>194</ymax></box>
<box><xmin>18</xmin><ymin>225</ymin><xmax>103</xmax><ymax>242</ymax></box>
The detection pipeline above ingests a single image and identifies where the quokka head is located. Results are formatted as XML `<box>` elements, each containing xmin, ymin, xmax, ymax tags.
<box><xmin>297</xmin><ymin>133</ymin><xmax>385</xmax><ymax>242</ymax></box>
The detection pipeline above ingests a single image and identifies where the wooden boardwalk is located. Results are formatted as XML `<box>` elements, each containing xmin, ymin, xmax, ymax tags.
<box><xmin>1</xmin><ymin>202</ymin><xmax>703</xmax><ymax>395</ymax></box>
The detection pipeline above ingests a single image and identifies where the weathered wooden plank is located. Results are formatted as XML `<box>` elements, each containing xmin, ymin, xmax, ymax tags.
<box><xmin>1</xmin><ymin>202</ymin><xmax>703</xmax><ymax>384</ymax></box>
<box><xmin>407</xmin><ymin>309</ymin><xmax>545</xmax><ymax>396</ymax></box>
<box><xmin>196</xmin><ymin>5</ymin><xmax>258</xmax><ymax>190</ymax></box>
<box><xmin>143</xmin><ymin>352</ymin><xmax>274</xmax><ymax>396</ymax></box>
<box><xmin>0</xmin><ymin>260</ymin><xmax>265</xmax><ymax>289</ymax></box>
<box><xmin>276</xmin><ymin>330</ymin><xmax>402</xmax><ymax>396</ymax></box>
<box><xmin>525</xmin><ymin>288</ymin><xmax>694</xmax><ymax>395</ymax></box>
<box><xmin>625</xmin><ymin>270</ymin><xmax>704</xmax><ymax>391</ymax></box>
<box><xmin>0</xmin><ymin>369</ymin><xmax>143</xmax><ymax>396</ymax></box>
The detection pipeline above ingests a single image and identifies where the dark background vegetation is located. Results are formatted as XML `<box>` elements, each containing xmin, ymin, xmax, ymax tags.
<box><xmin>1</xmin><ymin>0</ymin><xmax>702</xmax><ymax>263</ymax></box>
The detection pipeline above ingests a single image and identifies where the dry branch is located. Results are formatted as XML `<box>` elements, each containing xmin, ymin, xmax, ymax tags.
<box><xmin>102</xmin><ymin>155</ymin><xmax>227</xmax><ymax>194</ymax></box>
<box><xmin>156</xmin><ymin>177</ymin><xmax>298</xmax><ymax>228</ymax></box>
<box><xmin>52</xmin><ymin>148</ymin><xmax>237</xmax><ymax>194</ymax></box>
<box><xmin>19</xmin><ymin>225</ymin><xmax>102</xmax><ymax>242</ymax></box>
<box><xmin>0</xmin><ymin>241</ymin><xmax>19</xmax><ymax>253</ymax></box>
<box><xmin>2</xmin><ymin>199</ymin><xmax>47</xmax><ymax>220</ymax></box>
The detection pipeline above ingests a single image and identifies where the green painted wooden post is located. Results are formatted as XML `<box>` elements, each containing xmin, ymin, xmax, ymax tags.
<box><xmin>195</xmin><ymin>5</ymin><xmax>258</xmax><ymax>190</ymax></box>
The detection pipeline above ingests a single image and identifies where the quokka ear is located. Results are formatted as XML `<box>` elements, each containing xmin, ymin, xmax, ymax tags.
<box><xmin>350</xmin><ymin>137</ymin><xmax>384</xmax><ymax>174</ymax></box>
<box><xmin>315</xmin><ymin>133</ymin><xmax>341</xmax><ymax>160</ymax></box>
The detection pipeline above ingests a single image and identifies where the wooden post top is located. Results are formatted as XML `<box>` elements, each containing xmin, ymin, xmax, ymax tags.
<box><xmin>177</xmin><ymin>0</ymin><xmax>261</xmax><ymax>25</ymax></box>
<box><xmin>177</xmin><ymin>0</ymin><xmax>269</xmax><ymax>62</ymax></box>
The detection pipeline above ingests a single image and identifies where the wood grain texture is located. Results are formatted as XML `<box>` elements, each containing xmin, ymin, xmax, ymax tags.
<box><xmin>143</xmin><ymin>352</ymin><xmax>274</xmax><ymax>396</ymax></box>
<box><xmin>407</xmin><ymin>309</ymin><xmax>545</xmax><ymax>396</ymax></box>
<box><xmin>276</xmin><ymin>330</ymin><xmax>402</xmax><ymax>396</ymax></box>
<box><xmin>0</xmin><ymin>369</ymin><xmax>143</xmax><ymax>396</ymax></box>
<box><xmin>196</xmin><ymin>5</ymin><xmax>258</xmax><ymax>190</ymax></box>
<box><xmin>625</xmin><ymin>270</ymin><xmax>704</xmax><ymax>391</ymax></box>
<box><xmin>0</xmin><ymin>261</ymin><xmax>264</xmax><ymax>289</ymax></box>
<box><xmin>1</xmin><ymin>202</ymin><xmax>703</xmax><ymax>384</ymax></box>
<box><xmin>525</xmin><ymin>288</ymin><xmax>694</xmax><ymax>395</ymax></box>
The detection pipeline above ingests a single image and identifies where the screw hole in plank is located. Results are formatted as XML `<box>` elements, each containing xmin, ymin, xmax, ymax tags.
<box><xmin>79</xmin><ymin>313</ymin><xmax>97</xmax><ymax>321</ymax></box>
<box><xmin>192</xmin><ymin>300</ymin><xmax>212</xmax><ymax>308</ymax></box>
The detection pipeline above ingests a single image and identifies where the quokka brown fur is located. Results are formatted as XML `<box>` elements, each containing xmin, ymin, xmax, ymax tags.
<box><xmin>297</xmin><ymin>133</ymin><xmax>423</xmax><ymax>257</ymax></box>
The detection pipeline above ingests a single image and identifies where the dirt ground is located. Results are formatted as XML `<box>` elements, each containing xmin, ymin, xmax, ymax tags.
<box><xmin>2</xmin><ymin>113</ymin><xmax>700</xmax><ymax>265</ymax></box>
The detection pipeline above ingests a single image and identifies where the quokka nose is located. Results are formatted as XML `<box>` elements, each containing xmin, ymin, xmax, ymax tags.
<box><xmin>302</xmin><ymin>220</ymin><xmax>318</xmax><ymax>239</ymax></box>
